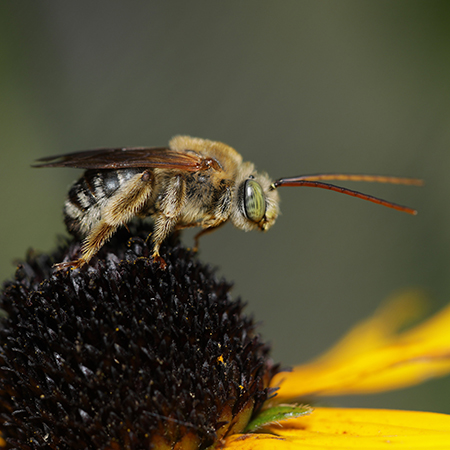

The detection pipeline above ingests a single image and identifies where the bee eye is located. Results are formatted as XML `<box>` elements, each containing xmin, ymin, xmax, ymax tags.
<box><xmin>244</xmin><ymin>179</ymin><xmax>266</xmax><ymax>223</ymax></box>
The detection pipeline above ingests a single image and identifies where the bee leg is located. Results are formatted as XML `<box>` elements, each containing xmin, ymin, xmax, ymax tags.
<box><xmin>89</xmin><ymin>170</ymin><xmax>152</xmax><ymax>262</ymax></box>
<box><xmin>150</xmin><ymin>215</ymin><xmax>180</xmax><ymax>270</ymax></box>
<box><xmin>54</xmin><ymin>220</ymin><xmax>118</xmax><ymax>272</ymax></box>
<box><xmin>54</xmin><ymin>172</ymin><xmax>154</xmax><ymax>272</ymax></box>
<box><xmin>53</xmin><ymin>260</ymin><xmax>83</xmax><ymax>271</ymax></box>
<box><xmin>78</xmin><ymin>221</ymin><xmax>118</xmax><ymax>266</ymax></box>
<box><xmin>149</xmin><ymin>174</ymin><xmax>187</xmax><ymax>270</ymax></box>
<box><xmin>193</xmin><ymin>222</ymin><xmax>226</xmax><ymax>252</ymax></box>
<box><xmin>151</xmin><ymin>251</ymin><xmax>167</xmax><ymax>270</ymax></box>
<box><xmin>52</xmin><ymin>222</ymin><xmax>118</xmax><ymax>272</ymax></box>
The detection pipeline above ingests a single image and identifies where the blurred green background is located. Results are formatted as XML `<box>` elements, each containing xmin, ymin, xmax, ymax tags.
<box><xmin>1</xmin><ymin>1</ymin><xmax>450</xmax><ymax>413</ymax></box>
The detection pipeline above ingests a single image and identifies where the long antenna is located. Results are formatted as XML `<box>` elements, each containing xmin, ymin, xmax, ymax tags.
<box><xmin>270</xmin><ymin>174</ymin><xmax>423</xmax><ymax>215</ymax></box>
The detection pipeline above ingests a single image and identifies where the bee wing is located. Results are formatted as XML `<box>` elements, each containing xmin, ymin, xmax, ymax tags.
<box><xmin>33</xmin><ymin>147</ymin><xmax>214</xmax><ymax>172</ymax></box>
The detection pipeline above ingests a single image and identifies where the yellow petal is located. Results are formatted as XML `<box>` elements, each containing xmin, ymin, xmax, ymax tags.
<box><xmin>307</xmin><ymin>290</ymin><xmax>427</xmax><ymax>364</ymax></box>
<box><xmin>224</xmin><ymin>407</ymin><xmax>450</xmax><ymax>449</ymax></box>
<box><xmin>271</xmin><ymin>291</ymin><xmax>450</xmax><ymax>400</ymax></box>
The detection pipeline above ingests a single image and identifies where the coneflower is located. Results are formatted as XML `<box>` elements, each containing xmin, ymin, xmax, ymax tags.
<box><xmin>0</xmin><ymin>227</ymin><xmax>276</xmax><ymax>449</ymax></box>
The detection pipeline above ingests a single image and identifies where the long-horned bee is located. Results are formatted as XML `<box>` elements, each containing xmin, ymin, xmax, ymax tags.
<box><xmin>34</xmin><ymin>136</ymin><xmax>422</xmax><ymax>270</ymax></box>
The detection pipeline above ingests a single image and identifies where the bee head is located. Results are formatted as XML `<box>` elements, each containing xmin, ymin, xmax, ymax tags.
<box><xmin>231</xmin><ymin>163</ymin><xmax>280</xmax><ymax>232</ymax></box>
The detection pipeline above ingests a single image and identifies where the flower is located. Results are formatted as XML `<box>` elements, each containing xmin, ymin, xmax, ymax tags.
<box><xmin>229</xmin><ymin>292</ymin><xmax>450</xmax><ymax>449</ymax></box>
<box><xmin>1</xmin><ymin>226</ymin><xmax>450</xmax><ymax>449</ymax></box>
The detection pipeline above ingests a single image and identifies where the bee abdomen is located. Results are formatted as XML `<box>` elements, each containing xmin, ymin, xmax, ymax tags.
<box><xmin>63</xmin><ymin>169</ymin><xmax>142</xmax><ymax>237</ymax></box>
<box><xmin>67</xmin><ymin>177</ymin><xmax>96</xmax><ymax>212</ymax></box>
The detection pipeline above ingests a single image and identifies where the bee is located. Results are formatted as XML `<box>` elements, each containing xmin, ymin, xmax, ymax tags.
<box><xmin>34</xmin><ymin>136</ymin><xmax>422</xmax><ymax>270</ymax></box>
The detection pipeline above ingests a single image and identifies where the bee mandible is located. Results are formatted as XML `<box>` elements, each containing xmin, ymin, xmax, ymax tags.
<box><xmin>34</xmin><ymin>136</ymin><xmax>422</xmax><ymax>270</ymax></box>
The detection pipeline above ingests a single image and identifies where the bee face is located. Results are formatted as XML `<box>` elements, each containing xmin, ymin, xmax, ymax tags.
<box><xmin>231</xmin><ymin>163</ymin><xmax>280</xmax><ymax>233</ymax></box>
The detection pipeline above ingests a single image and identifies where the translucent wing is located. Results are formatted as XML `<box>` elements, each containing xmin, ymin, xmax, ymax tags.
<box><xmin>33</xmin><ymin>147</ymin><xmax>217</xmax><ymax>172</ymax></box>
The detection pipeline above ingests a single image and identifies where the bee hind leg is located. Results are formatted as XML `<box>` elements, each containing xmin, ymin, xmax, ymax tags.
<box><xmin>53</xmin><ymin>259</ymin><xmax>85</xmax><ymax>272</ymax></box>
<box><xmin>151</xmin><ymin>251</ymin><xmax>167</xmax><ymax>270</ymax></box>
<box><xmin>81</xmin><ymin>221</ymin><xmax>118</xmax><ymax>264</ymax></box>
<box><xmin>54</xmin><ymin>221</ymin><xmax>118</xmax><ymax>272</ymax></box>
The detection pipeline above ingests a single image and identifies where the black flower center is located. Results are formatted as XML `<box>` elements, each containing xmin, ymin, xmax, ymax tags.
<box><xmin>0</xmin><ymin>227</ymin><xmax>276</xmax><ymax>449</ymax></box>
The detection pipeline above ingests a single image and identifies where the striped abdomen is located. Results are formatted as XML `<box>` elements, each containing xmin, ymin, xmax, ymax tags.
<box><xmin>64</xmin><ymin>168</ymin><xmax>143</xmax><ymax>237</ymax></box>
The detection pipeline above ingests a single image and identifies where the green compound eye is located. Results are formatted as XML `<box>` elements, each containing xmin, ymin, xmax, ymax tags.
<box><xmin>244</xmin><ymin>179</ymin><xmax>266</xmax><ymax>223</ymax></box>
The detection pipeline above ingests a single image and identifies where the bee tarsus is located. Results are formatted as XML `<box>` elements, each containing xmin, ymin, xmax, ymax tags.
<box><xmin>151</xmin><ymin>253</ymin><xmax>167</xmax><ymax>271</ymax></box>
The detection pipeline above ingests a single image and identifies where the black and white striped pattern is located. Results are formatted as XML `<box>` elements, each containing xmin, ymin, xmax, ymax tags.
<box><xmin>64</xmin><ymin>168</ymin><xmax>143</xmax><ymax>236</ymax></box>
